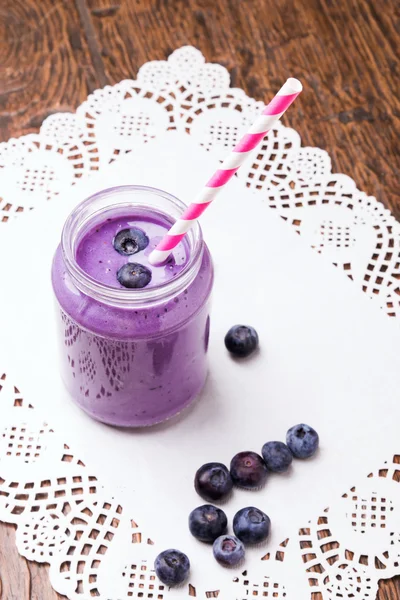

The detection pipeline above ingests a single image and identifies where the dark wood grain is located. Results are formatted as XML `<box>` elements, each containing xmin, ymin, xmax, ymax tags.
<box><xmin>0</xmin><ymin>0</ymin><xmax>400</xmax><ymax>598</ymax></box>
<box><xmin>0</xmin><ymin>0</ymin><xmax>99</xmax><ymax>140</ymax></box>
<box><xmin>380</xmin><ymin>578</ymin><xmax>400</xmax><ymax>600</ymax></box>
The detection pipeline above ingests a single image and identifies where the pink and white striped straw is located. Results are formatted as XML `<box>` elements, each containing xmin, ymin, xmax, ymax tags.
<box><xmin>148</xmin><ymin>78</ymin><xmax>302</xmax><ymax>266</ymax></box>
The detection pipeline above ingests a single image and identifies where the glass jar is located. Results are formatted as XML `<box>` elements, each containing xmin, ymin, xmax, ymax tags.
<box><xmin>51</xmin><ymin>185</ymin><xmax>214</xmax><ymax>427</ymax></box>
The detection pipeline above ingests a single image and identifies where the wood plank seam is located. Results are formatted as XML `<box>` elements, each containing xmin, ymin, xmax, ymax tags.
<box><xmin>74</xmin><ymin>0</ymin><xmax>109</xmax><ymax>88</ymax></box>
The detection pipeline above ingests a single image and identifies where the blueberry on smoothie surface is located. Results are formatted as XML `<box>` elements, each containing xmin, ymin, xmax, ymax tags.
<box><xmin>225</xmin><ymin>325</ymin><xmax>259</xmax><ymax>358</ymax></box>
<box><xmin>230</xmin><ymin>451</ymin><xmax>268</xmax><ymax>489</ymax></box>
<box><xmin>117</xmin><ymin>262</ymin><xmax>152</xmax><ymax>289</ymax></box>
<box><xmin>233</xmin><ymin>507</ymin><xmax>271</xmax><ymax>544</ymax></box>
<box><xmin>194</xmin><ymin>462</ymin><xmax>233</xmax><ymax>502</ymax></box>
<box><xmin>261</xmin><ymin>441</ymin><xmax>293</xmax><ymax>473</ymax></box>
<box><xmin>154</xmin><ymin>549</ymin><xmax>190</xmax><ymax>586</ymax></box>
<box><xmin>286</xmin><ymin>423</ymin><xmax>319</xmax><ymax>459</ymax></box>
<box><xmin>113</xmin><ymin>227</ymin><xmax>149</xmax><ymax>255</ymax></box>
<box><xmin>76</xmin><ymin>215</ymin><xmax>191</xmax><ymax>292</ymax></box>
<box><xmin>213</xmin><ymin>535</ymin><xmax>245</xmax><ymax>567</ymax></box>
<box><xmin>189</xmin><ymin>504</ymin><xmax>228</xmax><ymax>543</ymax></box>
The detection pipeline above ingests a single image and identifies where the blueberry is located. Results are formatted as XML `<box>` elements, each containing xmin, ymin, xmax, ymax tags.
<box><xmin>230</xmin><ymin>451</ymin><xmax>268</xmax><ymax>489</ymax></box>
<box><xmin>189</xmin><ymin>504</ymin><xmax>228</xmax><ymax>543</ymax></box>
<box><xmin>261</xmin><ymin>441</ymin><xmax>293</xmax><ymax>473</ymax></box>
<box><xmin>213</xmin><ymin>535</ymin><xmax>245</xmax><ymax>567</ymax></box>
<box><xmin>224</xmin><ymin>325</ymin><xmax>259</xmax><ymax>358</ymax></box>
<box><xmin>286</xmin><ymin>423</ymin><xmax>319</xmax><ymax>459</ymax></box>
<box><xmin>233</xmin><ymin>507</ymin><xmax>271</xmax><ymax>544</ymax></box>
<box><xmin>117</xmin><ymin>262</ymin><xmax>152</xmax><ymax>289</ymax></box>
<box><xmin>113</xmin><ymin>227</ymin><xmax>149</xmax><ymax>255</ymax></box>
<box><xmin>154</xmin><ymin>549</ymin><xmax>190</xmax><ymax>586</ymax></box>
<box><xmin>195</xmin><ymin>462</ymin><xmax>233</xmax><ymax>502</ymax></box>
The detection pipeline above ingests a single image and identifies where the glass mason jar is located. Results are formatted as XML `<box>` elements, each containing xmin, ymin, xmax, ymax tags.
<box><xmin>51</xmin><ymin>185</ymin><xmax>214</xmax><ymax>427</ymax></box>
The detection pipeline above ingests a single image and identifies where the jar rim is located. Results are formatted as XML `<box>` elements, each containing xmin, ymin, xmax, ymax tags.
<box><xmin>61</xmin><ymin>185</ymin><xmax>204</xmax><ymax>308</ymax></box>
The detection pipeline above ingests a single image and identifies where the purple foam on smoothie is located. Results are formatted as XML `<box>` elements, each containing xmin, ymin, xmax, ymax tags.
<box><xmin>75</xmin><ymin>215</ymin><xmax>189</xmax><ymax>289</ymax></box>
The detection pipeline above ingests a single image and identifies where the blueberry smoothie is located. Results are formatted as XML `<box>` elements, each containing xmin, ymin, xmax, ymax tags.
<box><xmin>76</xmin><ymin>215</ymin><xmax>188</xmax><ymax>290</ymax></box>
<box><xmin>51</xmin><ymin>186</ymin><xmax>213</xmax><ymax>427</ymax></box>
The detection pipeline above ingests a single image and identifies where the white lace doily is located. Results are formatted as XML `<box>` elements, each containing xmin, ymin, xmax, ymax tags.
<box><xmin>0</xmin><ymin>46</ymin><xmax>399</xmax><ymax>599</ymax></box>
<box><xmin>1</xmin><ymin>370</ymin><xmax>400</xmax><ymax>600</ymax></box>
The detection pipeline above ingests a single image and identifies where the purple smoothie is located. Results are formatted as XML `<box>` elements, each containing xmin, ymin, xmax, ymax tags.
<box><xmin>52</xmin><ymin>186</ymin><xmax>213</xmax><ymax>427</ymax></box>
<box><xmin>75</xmin><ymin>215</ymin><xmax>189</xmax><ymax>290</ymax></box>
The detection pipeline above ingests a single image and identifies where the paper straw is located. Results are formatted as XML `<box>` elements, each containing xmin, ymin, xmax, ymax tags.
<box><xmin>148</xmin><ymin>78</ymin><xmax>302</xmax><ymax>266</ymax></box>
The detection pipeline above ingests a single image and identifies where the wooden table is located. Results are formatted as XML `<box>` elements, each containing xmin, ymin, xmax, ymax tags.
<box><xmin>1</xmin><ymin>0</ymin><xmax>399</xmax><ymax>597</ymax></box>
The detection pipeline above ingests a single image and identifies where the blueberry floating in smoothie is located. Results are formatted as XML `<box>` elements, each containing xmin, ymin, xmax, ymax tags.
<box><xmin>233</xmin><ymin>507</ymin><xmax>271</xmax><ymax>544</ymax></box>
<box><xmin>261</xmin><ymin>441</ymin><xmax>293</xmax><ymax>473</ymax></box>
<box><xmin>225</xmin><ymin>325</ymin><xmax>259</xmax><ymax>358</ymax></box>
<box><xmin>286</xmin><ymin>423</ymin><xmax>319</xmax><ymax>459</ymax></box>
<box><xmin>113</xmin><ymin>227</ymin><xmax>149</xmax><ymax>255</ymax></box>
<box><xmin>213</xmin><ymin>535</ymin><xmax>245</xmax><ymax>567</ymax></box>
<box><xmin>154</xmin><ymin>549</ymin><xmax>190</xmax><ymax>586</ymax></box>
<box><xmin>117</xmin><ymin>262</ymin><xmax>152</xmax><ymax>289</ymax></box>
<box><xmin>76</xmin><ymin>215</ymin><xmax>189</xmax><ymax>291</ymax></box>
<box><xmin>194</xmin><ymin>462</ymin><xmax>233</xmax><ymax>502</ymax></box>
<box><xmin>230</xmin><ymin>451</ymin><xmax>268</xmax><ymax>489</ymax></box>
<box><xmin>189</xmin><ymin>504</ymin><xmax>228</xmax><ymax>543</ymax></box>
